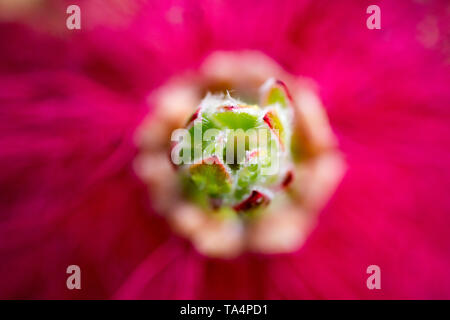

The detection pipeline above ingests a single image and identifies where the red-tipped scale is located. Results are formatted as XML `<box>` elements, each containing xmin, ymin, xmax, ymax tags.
<box><xmin>233</xmin><ymin>190</ymin><xmax>270</xmax><ymax>212</ymax></box>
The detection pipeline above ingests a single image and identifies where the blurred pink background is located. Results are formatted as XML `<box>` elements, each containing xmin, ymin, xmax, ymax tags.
<box><xmin>0</xmin><ymin>0</ymin><xmax>449</xmax><ymax>299</ymax></box>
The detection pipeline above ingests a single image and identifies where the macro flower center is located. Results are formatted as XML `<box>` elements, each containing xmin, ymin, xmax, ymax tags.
<box><xmin>134</xmin><ymin>51</ymin><xmax>345</xmax><ymax>258</ymax></box>
<box><xmin>171</xmin><ymin>80</ymin><xmax>294</xmax><ymax>214</ymax></box>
